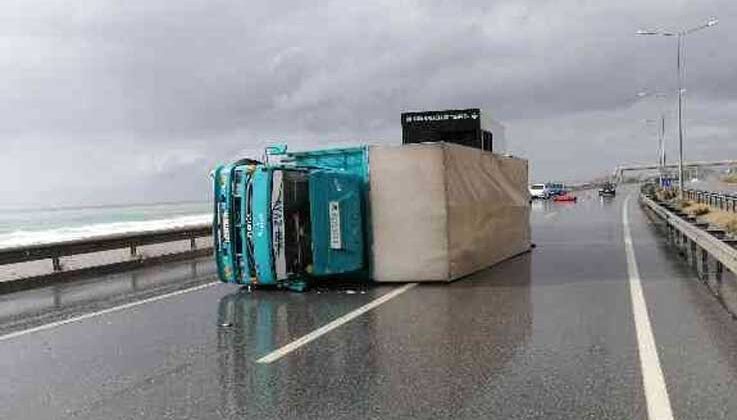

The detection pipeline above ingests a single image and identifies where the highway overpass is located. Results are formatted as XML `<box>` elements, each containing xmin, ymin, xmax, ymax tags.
<box><xmin>614</xmin><ymin>159</ymin><xmax>737</xmax><ymax>181</ymax></box>
<box><xmin>2</xmin><ymin>189</ymin><xmax>737</xmax><ymax>419</ymax></box>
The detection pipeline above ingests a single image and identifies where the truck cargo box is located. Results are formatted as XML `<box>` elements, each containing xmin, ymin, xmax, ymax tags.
<box><xmin>368</xmin><ymin>142</ymin><xmax>530</xmax><ymax>282</ymax></box>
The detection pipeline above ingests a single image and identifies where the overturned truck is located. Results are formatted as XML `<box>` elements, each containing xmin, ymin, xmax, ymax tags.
<box><xmin>212</xmin><ymin>111</ymin><xmax>529</xmax><ymax>290</ymax></box>
<box><xmin>212</xmin><ymin>143</ymin><xmax>530</xmax><ymax>290</ymax></box>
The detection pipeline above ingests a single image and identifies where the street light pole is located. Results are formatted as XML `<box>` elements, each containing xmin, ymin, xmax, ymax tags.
<box><xmin>660</xmin><ymin>113</ymin><xmax>666</xmax><ymax>184</ymax></box>
<box><xmin>637</xmin><ymin>91</ymin><xmax>668</xmax><ymax>186</ymax></box>
<box><xmin>677</xmin><ymin>33</ymin><xmax>684</xmax><ymax>199</ymax></box>
<box><xmin>636</xmin><ymin>17</ymin><xmax>718</xmax><ymax>200</ymax></box>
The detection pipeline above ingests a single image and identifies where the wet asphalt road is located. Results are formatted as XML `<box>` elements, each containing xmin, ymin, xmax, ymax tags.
<box><xmin>3</xmin><ymin>190</ymin><xmax>737</xmax><ymax>419</ymax></box>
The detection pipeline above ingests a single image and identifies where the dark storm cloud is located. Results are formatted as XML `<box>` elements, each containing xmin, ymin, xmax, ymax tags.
<box><xmin>2</xmin><ymin>0</ymin><xmax>736</xmax><ymax>205</ymax></box>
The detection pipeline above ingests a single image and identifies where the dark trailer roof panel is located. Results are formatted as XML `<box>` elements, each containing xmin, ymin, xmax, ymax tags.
<box><xmin>401</xmin><ymin>108</ymin><xmax>506</xmax><ymax>153</ymax></box>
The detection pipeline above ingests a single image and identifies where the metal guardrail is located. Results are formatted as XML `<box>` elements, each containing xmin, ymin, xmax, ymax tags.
<box><xmin>640</xmin><ymin>194</ymin><xmax>737</xmax><ymax>278</ymax></box>
<box><xmin>684</xmin><ymin>188</ymin><xmax>737</xmax><ymax>213</ymax></box>
<box><xmin>0</xmin><ymin>224</ymin><xmax>213</xmax><ymax>292</ymax></box>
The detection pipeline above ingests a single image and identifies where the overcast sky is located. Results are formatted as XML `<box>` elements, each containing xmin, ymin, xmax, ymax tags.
<box><xmin>2</xmin><ymin>0</ymin><xmax>736</xmax><ymax>207</ymax></box>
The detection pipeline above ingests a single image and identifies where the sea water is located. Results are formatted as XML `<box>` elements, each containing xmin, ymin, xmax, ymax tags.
<box><xmin>0</xmin><ymin>202</ymin><xmax>211</xmax><ymax>248</ymax></box>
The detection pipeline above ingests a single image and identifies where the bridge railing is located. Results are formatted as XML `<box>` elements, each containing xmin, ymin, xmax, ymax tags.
<box><xmin>0</xmin><ymin>224</ymin><xmax>213</xmax><ymax>293</ymax></box>
<box><xmin>684</xmin><ymin>189</ymin><xmax>737</xmax><ymax>213</ymax></box>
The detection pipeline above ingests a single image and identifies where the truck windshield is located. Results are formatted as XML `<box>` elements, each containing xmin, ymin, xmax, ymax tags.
<box><xmin>271</xmin><ymin>170</ymin><xmax>313</xmax><ymax>280</ymax></box>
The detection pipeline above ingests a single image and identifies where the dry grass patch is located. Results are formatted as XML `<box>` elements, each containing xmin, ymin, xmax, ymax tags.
<box><xmin>685</xmin><ymin>203</ymin><xmax>710</xmax><ymax>216</ymax></box>
<box><xmin>703</xmin><ymin>210</ymin><xmax>737</xmax><ymax>235</ymax></box>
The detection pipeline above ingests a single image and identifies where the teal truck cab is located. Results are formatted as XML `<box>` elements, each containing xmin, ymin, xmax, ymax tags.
<box><xmin>211</xmin><ymin>146</ymin><xmax>369</xmax><ymax>290</ymax></box>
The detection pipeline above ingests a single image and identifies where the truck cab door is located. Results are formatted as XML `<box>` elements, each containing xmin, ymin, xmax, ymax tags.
<box><xmin>308</xmin><ymin>171</ymin><xmax>365</xmax><ymax>276</ymax></box>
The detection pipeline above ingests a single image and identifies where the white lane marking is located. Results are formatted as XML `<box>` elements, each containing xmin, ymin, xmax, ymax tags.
<box><xmin>623</xmin><ymin>195</ymin><xmax>674</xmax><ymax>420</ymax></box>
<box><xmin>257</xmin><ymin>283</ymin><xmax>417</xmax><ymax>364</ymax></box>
<box><xmin>0</xmin><ymin>281</ymin><xmax>219</xmax><ymax>342</ymax></box>
<box><xmin>544</xmin><ymin>211</ymin><xmax>559</xmax><ymax>220</ymax></box>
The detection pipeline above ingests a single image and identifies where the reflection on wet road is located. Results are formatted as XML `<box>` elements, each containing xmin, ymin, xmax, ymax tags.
<box><xmin>3</xmin><ymin>189</ymin><xmax>737</xmax><ymax>419</ymax></box>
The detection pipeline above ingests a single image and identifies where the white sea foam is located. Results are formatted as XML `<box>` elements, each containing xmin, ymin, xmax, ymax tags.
<box><xmin>0</xmin><ymin>213</ymin><xmax>212</xmax><ymax>249</ymax></box>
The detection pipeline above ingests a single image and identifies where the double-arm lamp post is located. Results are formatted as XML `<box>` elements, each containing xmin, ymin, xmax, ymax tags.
<box><xmin>636</xmin><ymin>17</ymin><xmax>719</xmax><ymax>199</ymax></box>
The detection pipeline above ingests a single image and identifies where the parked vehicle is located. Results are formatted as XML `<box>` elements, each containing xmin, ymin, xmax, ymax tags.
<box><xmin>528</xmin><ymin>183</ymin><xmax>549</xmax><ymax>199</ymax></box>
<box><xmin>545</xmin><ymin>182</ymin><xmax>567</xmax><ymax>197</ymax></box>
<box><xmin>553</xmin><ymin>193</ymin><xmax>577</xmax><ymax>202</ymax></box>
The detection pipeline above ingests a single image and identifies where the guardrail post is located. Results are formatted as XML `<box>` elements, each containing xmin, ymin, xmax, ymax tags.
<box><xmin>673</xmin><ymin>226</ymin><xmax>678</xmax><ymax>247</ymax></box>
<box><xmin>53</xmin><ymin>286</ymin><xmax>62</xmax><ymax>307</ymax></box>
<box><xmin>690</xmin><ymin>240</ymin><xmax>698</xmax><ymax>267</ymax></box>
<box><xmin>52</xmin><ymin>256</ymin><xmax>62</xmax><ymax>272</ymax></box>
<box><xmin>700</xmin><ymin>248</ymin><xmax>709</xmax><ymax>280</ymax></box>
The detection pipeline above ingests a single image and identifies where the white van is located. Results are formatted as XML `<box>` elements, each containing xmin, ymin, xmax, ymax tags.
<box><xmin>528</xmin><ymin>183</ymin><xmax>549</xmax><ymax>199</ymax></box>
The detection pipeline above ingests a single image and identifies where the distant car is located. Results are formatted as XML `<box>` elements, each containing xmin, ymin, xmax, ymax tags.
<box><xmin>598</xmin><ymin>183</ymin><xmax>616</xmax><ymax>196</ymax></box>
<box><xmin>545</xmin><ymin>182</ymin><xmax>567</xmax><ymax>197</ymax></box>
<box><xmin>553</xmin><ymin>193</ymin><xmax>577</xmax><ymax>202</ymax></box>
<box><xmin>529</xmin><ymin>183</ymin><xmax>549</xmax><ymax>199</ymax></box>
